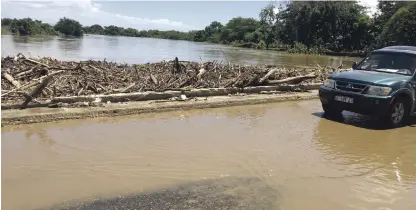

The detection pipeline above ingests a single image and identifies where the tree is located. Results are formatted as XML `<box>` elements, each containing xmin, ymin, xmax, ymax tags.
<box><xmin>1</xmin><ymin>18</ymin><xmax>13</xmax><ymax>26</ymax></box>
<box><xmin>8</xmin><ymin>18</ymin><xmax>54</xmax><ymax>35</ymax></box>
<box><xmin>85</xmin><ymin>24</ymin><xmax>104</xmax><ymax>35</ymax></box>
<box><xmin>259</xmin><ymin>3</ymin><xmax>277</xmax><ymax>49</ymax></box>
<box><xmin>377</xmin><ymin>2</ymin><xmax>416</xmax><ymax>47</ymax></box>
<box><xmin>220</xmin><ymin>17</ymin><xmax>261</xmax><ymax>43</ymax></box>
<box><xmin>121</xmin><ymin>28</ymin><xmax>139</xmax><ymax>37</ymax></box>
<box><xmin>273</xmin><ymin>1</ymin><xmax>371</xmax><ymax>52</ymax></box>
<box><xmin>204</xmin><ymin>21</ymin><xmax>223</xmax><ymax>43</ymax></box>
<box><xmin>54</xmin><ymin>17</ymin><xmax>83</xmax><ymax>36</ymax></box>
<box><xmin>103</xmin><ymin>25</ymin><xmax>123</xmax><ymax>36</ymax></box>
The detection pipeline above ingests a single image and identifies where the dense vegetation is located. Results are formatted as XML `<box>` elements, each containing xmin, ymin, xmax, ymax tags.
<box><xmin>1</xmin><ymin>1</ymin><xmax>415</xmax><ymax>54</ymax></box>
<box><xmin>1</xmin><ymin>18</ymin><xmax>58</xmax><ymax>36</ymax></box>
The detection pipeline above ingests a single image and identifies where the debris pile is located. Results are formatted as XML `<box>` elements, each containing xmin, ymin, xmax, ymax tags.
<box><xmin>1</xmin><ymin>54</ymin><xmax>345</xmax><ymax>107</ymax></box>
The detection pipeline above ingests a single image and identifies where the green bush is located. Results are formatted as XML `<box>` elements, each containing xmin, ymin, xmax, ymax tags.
<box><xmin>257</xmin><ymin>40</ymin><xmax>266</xmax><ymax>49</ymax></box>
<box><xmin>54</xmin><ymin>17</ymin><xmax>83</xmax><ymax>37</ymax></box>
<box><xmin>287</xmin><ymin>42</ymin><xmax>308</xmax><ymax>54</ymax></box>
<box><xmin>378</xmin><ymin>3</ymin><xmax>416</xmax><ymax>47</ymax></box>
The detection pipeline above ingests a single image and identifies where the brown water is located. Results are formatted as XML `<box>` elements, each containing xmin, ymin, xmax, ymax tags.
<box><xmin>2</xmin><ymin>100</ymin><xmax>416</xmax><ymax>210</ymax></box>
<box><xmin>1</xmin><ymin>35</ymin><xmax>359</xmax><ymax>68</ymax></box>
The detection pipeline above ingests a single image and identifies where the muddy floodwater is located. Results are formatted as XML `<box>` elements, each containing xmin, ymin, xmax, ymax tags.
<box><xmin>2</xmin><ymin>100</ymin><xmax>416</xmax><ymax>210</ymax></box>
<box><xmin>1</xmin><ymin>35</ymin><xmax>358</xmax><ymax>68</ymax></box>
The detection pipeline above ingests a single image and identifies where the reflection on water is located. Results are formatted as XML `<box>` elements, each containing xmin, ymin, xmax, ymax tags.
<box><xmin>1</xmin><ymin>35</ymin><xmax>359</xmax><ymax>68</ymax></box>
<box><xmin>103</xmin><ymin>35</ymin><xmax>119</xmax><ymax>49</ymax></box>
<box><xmin>313</xmin><ymin>117</ymin><xmax>416</xmax><ymax>210</ymax></box>
<box><xmin>9</xmin><ymin>36</ymin><xmax>55</xmax><ymax>57</ymax></box>
<box><xmin>57</xmin><ymin>37</ymin><xmax>83</xmax><ymax>55</ymax></box>
<box><xmin>2</xmin><ymin>100</ymin><xmax>415</xmax><ymax>210</ymax></box>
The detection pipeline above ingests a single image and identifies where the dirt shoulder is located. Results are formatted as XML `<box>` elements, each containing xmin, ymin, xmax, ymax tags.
<box><xmin>2</xmin><ymin>90</ymin><xmax>318</xmax><ymax>125</ymax></box>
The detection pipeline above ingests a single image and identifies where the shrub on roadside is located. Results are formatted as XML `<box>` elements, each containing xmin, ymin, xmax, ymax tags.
<box><xmin>287</xmin><ymin>42</ymin><xmax>327</xmax><ymax>55</ymax></box>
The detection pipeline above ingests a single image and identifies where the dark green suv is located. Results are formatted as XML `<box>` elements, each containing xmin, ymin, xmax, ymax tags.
<box><xmin>319</xmin><ymin>45</ymin><xmax>416</xmax><ymax>127</ymax></box>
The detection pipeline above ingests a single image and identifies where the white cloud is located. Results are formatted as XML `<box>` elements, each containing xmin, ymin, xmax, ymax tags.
<box><xmin>0</xmin><ymin>0</ymin><xmax>194</xmax><ymax>31</ymax></box>
<box><xmin>358</xmin><ymin>0</ymin><xmax>379</xmax><ymax>15</ymax></box>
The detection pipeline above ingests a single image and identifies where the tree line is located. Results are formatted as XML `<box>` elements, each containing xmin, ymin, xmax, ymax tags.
<box><xmin>1</xmin><ymin>1</ymin><xmax>415</xmax><ymax>54</ymax></box>
<box><xmin>1</xmin><ymin>17</ymin><xmax>82</xmax><ymax>36</ymax></box>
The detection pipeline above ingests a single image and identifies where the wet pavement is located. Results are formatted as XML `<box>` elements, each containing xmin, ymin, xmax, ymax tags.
<box><xmin>2</xmin><ymin>99</ymin><xmax>416</xmax><ymax>210</ymax></box>
<box><xmin>48</xmin><ymin>177</ymin><xmax>279</xmax><ymax>210</ymax></box>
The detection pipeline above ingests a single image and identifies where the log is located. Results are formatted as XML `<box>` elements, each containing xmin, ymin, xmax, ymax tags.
<box><xmin>2</xmin><ymin>71</ymin><xmax>34</xmax><ymax>101</ymax></box>
<box><xmin>150</xmin><ymin>74</ymin><xmax>158</xmax><ymax>85</ymax></box>
<box><xmin>120</xmin><ymin>83</ymin><xmax>136</xmax><ymax>93</ymax></box>
<box><xmin>314</xmin><ymin>61</ymin><xmax>322</xmax><ymax>69</ymax></box>
<box><xmin>243</xmin><ymin>74</ymin><xmax>261</xmax><ymax>87</ymax></box>
<box><xmin>258</xmin><ymin>68</ymin><xmax>279</xmax><ymax>84</ymax></box>
<box><xmin>24</xmin><ymin>58</ymin><xmax>50</xmax><ymax>68</ymax></box>
<box><xmin>13</xmin><ymin>53</ymin><xmax>25</xmax><ymax>61</ymax></box>
<box><xmin>88</xmin><ymin>65</ymin><xmax>102</xmax><ymax>72</ymax></box>
<box><xmin>225</xmin><ymin>78</ymin><xmax>238</xmax><ymax>88</ymax></box>
<box><xmin>1</xmin><ymin>70</ymin><xmax>64</xmax><ymax>97</ymax></box>
<box><xmin>1</xmin><ymin>83</ymin><xmax>322</xmax><ymax>110</ymax></box>
<box><xmin>49</xmin><ymin>84</ymin><xmax>321</xmax><ymax>104</ymax></box>
<box><xmin>15</xmin><ymin>65</ymin><xmax>39</xmax><ymax>78</ymax></box>
<box><xmin>265</xmin><ymin>73</ymin><xmax>317</xmax><ymax>85</ymax></box>
<box><xmin>51</xmin><ymin>91</ymin><xmax>183</xmax><ymax>104</ymax></box>
<box><xmin>21</xmin><ymin>75</ymin><xmax>54</xmax><ymax>109</ymax></box>
<box><xmin>197</xmin><ymin>68</ymin><xmax>206</xmax><ymax>79</ymax></box>
<box><xmin>173</xmin><ymin>57</ymin><xmax>181</xmax><ymax>74</ymax></box>
<box><xmin>179</xmin><ymin>68</ymin><xmax>207</xmax><ymax>88</ymax></box>
<box><xmin>2</xmin><ymin>72</ymin><xmax>22</xmax><ymax>88</ymax></box>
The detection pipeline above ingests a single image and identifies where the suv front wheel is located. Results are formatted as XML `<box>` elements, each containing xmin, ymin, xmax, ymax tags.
<box><xmin>385</xmin><ymin>97</ymin><xmax>409</xmax><ymax>128</ymax></box>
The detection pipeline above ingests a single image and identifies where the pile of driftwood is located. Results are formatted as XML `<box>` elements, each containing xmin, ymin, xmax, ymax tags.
<box><xmin>1</xmin><ymin>54</ymin><xmax>343</xmax><ymax>107</ymax></box>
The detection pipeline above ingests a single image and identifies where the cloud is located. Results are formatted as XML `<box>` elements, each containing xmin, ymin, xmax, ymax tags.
<box><xmin>0</xmin><ymin>0</ymin><xmax>194</xmax><ymax>31</ymax></box>
<box><xmin>358</xmin><ymin>0</ymin><xmax>379</xmax><ymax>15</ymax></box>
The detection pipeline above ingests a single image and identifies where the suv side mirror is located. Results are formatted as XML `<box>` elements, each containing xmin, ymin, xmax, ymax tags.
<box><xmin>352</xmin><ymin>62</ymin><xmax>358</xmax><ymax>69</ymax></box>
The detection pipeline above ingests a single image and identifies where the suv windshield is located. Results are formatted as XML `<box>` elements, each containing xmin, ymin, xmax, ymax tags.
<box><xmin>355</xmin><ymin>52</ymin><xmax>416</xmax><ymax>76</ymax></box>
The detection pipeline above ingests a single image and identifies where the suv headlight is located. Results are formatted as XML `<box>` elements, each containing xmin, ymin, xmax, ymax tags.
<box><xmin>323</xmin><ymin>79</ymin><xmax>335</xmax><ymax>89</ymax></box>
<box><xmin>366</xmin><ymin>86</ymin><xmax>392</xmax><ymax>96</ymax></box>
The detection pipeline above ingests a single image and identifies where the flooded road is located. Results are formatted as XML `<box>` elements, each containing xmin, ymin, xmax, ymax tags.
<box><xmin>2</xmin><ymin>100</ymin><xmax>416</xmax><ymax>210</ymax></box>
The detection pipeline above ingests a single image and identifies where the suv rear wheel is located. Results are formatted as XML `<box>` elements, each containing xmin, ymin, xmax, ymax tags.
<box><xmin>385</xmin><ymin>97</ymin><xmax>409</xmax><ymax>128</ymax></box>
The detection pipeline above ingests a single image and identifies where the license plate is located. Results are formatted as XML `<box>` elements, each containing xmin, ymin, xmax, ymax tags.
<box><xmin>334</xmin><ymin>95</ymin><xmax>354</xmax><ymax>104</ymax></box>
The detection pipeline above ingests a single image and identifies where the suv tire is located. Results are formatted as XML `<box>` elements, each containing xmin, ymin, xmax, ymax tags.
<box><xmin>385</xmin><ymin>97</ymin><xmax>409</xmax><ymax>128</ymax></box>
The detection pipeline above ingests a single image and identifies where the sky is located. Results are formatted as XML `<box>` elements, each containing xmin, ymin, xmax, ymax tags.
<box><xmin>1</xmin><ymin>0</ymin><xmax>379</xmax><ymax>32</ymax></box>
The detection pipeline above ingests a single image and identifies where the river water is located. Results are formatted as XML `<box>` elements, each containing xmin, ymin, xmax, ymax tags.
<box><xmin>1</xmin><ymin>35</ymin><xmax>359</xmax><ymax>68</ymax></box>
<box><xmin>2</xmin><ymin>100</ymin><xmax>416</xmax><ymax>210</ymax></box>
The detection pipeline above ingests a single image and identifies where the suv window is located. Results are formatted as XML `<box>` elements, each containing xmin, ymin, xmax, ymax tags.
<box><xmin>355</xmin><ymin>52</ymin><xmax>416</xmax><ymax>76</ymax></box>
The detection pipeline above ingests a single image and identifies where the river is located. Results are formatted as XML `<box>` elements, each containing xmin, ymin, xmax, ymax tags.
<box><xmin>2</xmin><ymin>100</ymin><xmax>416</xmax><ymax>210</ymax></box>
<box><xmin>1</xmin><ymin>34</ymin><xmax>359</xmax><ymax>68</ymax></box>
